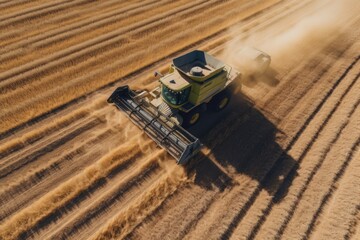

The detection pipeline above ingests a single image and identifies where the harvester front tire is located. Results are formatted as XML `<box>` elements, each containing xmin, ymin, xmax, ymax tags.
<box><xmin>181</xmin><ymin>109</ymin><xmax>201</xmax><ymax>128</ymax></box>
<box><xmin>210</xmin><ymin>90</ymin><xmax>231</xmax><ymax>111</ymax></box>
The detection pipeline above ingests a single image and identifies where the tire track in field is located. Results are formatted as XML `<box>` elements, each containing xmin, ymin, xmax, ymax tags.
<box><xmin>301</xmin><ymin>112</ymin><xmax>360</xmax><ymax>240</ymax></box>
<box><xmin>282</xmin><ymin>104</ymin><xmax>360</xmax><ymax>240</ymax></box>
<box><xmin>219</xmin><ymin>49</ymin><xmax>360</xmax><ymax>240</ymax></box>
<box><xmin>312</xmin><ymin>148</ymin><xmax>360</xmax><ymax>240</ymax></box>
<box><xmin>233</xmin><ymin>59</ymin><xmax>360</xmax><ymax>240</ymax></box>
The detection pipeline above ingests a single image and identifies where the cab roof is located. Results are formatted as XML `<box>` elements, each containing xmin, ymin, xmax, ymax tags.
<box><xmin>160</xmin><ymin>70</ymin><xmax>191</xmax><ymax>91</ymax></box>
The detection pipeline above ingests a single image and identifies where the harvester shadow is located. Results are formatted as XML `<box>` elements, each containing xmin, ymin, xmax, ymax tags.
<box><xmin>186</xmin><ymin>92</ymin><xmax>298</xmax><ymax>201</ymax></box>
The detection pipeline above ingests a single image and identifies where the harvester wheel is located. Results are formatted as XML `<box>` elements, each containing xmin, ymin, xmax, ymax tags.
<box><xmin>210</xmin><ymin>90</ymin><xmax>231</xmax><ymax>111</ymax></box>
<box><xmin>181</xmin><ymin>109</ymin><xmax>201</xmax><ymax>128</ymax></box>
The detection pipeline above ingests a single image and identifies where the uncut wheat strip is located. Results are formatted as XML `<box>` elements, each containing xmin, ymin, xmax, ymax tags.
<box><xmin>0</xmin><ymin>0</ymin><xmax>205</xmax><ymax>92</ymax></box>
<box><xmin>281</xmin><ymin>105</ymin><xmax>360</xmax><ymax>240</ymax></box>
<box><xmin>231</xmin><ymin>63</ymin><xmax>360</xmax><ymax>240</ymax></box>
<box><xmin>0</xmin><ymin>0</ymin><xmax>69</xmax><ymax>21</ymax></box>
<box><xmin>45</xmin><ymin>150</ymin><xmax>165</xmax><ymax>240</ymax></box>
<box><xmin>0</xmin><ymin>0</ymin><xmax>94</xmax><ymax>29</ymax></box>
<box><xmin>92</xmin><ymin>163</ymin><xmax>188</xmax><ymax>240</ymax></box>
<box><xmin>0</xmin><ymin>126</ymin><xmax>132</xmax><ymax>225</ymax></box>
<box><xmin>1</xmin><ymin>0</ymin><xmax>214</xmax><ymax>112</ymax></box>
<box><xmin>31</xmin><ymin>140</ymin><xmax>159</xmax><ymax>239</ymax></box>
<box><xmin>0</xmin><ymin>109</ymin><xmax>121</xmax><ymax>199</ymax></box>
<box><xmin>0</xmin><ymin>97</ymin><xmax>107</xmax><ymax>158</ymax></box>
<box><xmin>0</xmin><ymin>0</ymin><xmax>269</xmax><ymax>133</ymax></box>
<box><xmin>311</xmin><ymin>148</ymin><xmax>360</xmax><ymax>240</ymax></box>
<box><xmin>0</xmin><ymin>125</ymin><xmax>117</xmax><ymax>203</ymax></box>
<box><xmin>0</xmin><ymin>105</ymin><xmax>112</xmax><ymax>177</ymax></box>
<box><xmin>0</xmin><ymin>0</ymin><xmax>52</xmax><ymax>16</ymax></box>
<box><xmin>184</xmin><ymin>36</ymin><xmax>360</xmax><ymax>240</ymax></box>
<box><xmin>0</xmin><ymin>0</ymin><xmax>248</xmax><ymax>109</ymax></box>
<box><xmin>0</xmin><ymin>0</ymin><xmax>143</xmax><ymax>48</ymax></box>
<box><xmin>0</xmin><ymin>133</ymin><xmax>150</xmax><ymax>240</ymax></box>
<box><xmin>0</xmin><ymin>0</ymin><xmax>204</xmax><ymax>88</ymax></box>
<box><xmin>0</xmin><ymin>0</ymin><xmax>222</xmax><ymax>107</ymax></box>
<box><xmin>0</xmin><ymin>0</ymin><xmax>163</xmax><ymax>57</ymax></box>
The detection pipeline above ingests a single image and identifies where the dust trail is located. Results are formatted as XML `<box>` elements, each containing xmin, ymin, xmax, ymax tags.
<box><xmin>221</xmin><ymin>0</ymin><xmax>359</xmax><ymax>80</ymax></box>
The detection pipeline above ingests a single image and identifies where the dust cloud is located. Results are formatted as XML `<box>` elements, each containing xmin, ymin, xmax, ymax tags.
<box><xmin>222</xmin><ymin>0</ymin><xmax>359</xmax><ymax>78</ymax></box>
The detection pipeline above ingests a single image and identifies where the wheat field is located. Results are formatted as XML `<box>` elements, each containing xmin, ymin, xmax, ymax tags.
<box><xmin>0</xmin><ymin>0</ymin><xmax>359</xmax><ymax>239</ymax></box>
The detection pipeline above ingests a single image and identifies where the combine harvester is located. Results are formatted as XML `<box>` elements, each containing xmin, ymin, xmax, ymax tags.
<box><xmin>108</xmin><ymin>50</ymin><xmax>270</xmax><ymax>164</ymax></box>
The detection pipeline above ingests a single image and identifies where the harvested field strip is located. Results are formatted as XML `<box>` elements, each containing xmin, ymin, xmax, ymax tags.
<box><xmin>0</xmin><ymin>98</ymin><xmax>107</xmax><ymax>158</ymax></box>
<box><xmin>0</xmin><ymin>135</ymin><xmax>153</xmax><ymax>239</ymax></box>
<box><xmin>176</xmin><ymin>22</ymin><xmax>360</xmax><ymax>240</ymax></box>
<box><xmin>226</xmin><ymin>51</ymin><xmax>360</xmax><ymax>240</ymax></box>
<box><xmin>281</xmin><ymin>107</ymin><xmax>360</xmax><ymax>240</ymax></box>
<box><xmin>0</xmin><ymin>114</ymin><xmax>136</xmax><ymax>220</ymax></box>
<box><xmin>229</xmin><ymin>60</ymin><xmax>360</xmax><ymax>240</ymax></box>
<box><xmin>0</xmin><ymin>127</ymin><xmax>122</xmax><ymax>223</ymax></box>
<box><xmin>0</xmin><ymin>105</ymin><xmax>112</xmax><ymax>179</ymax></box>
<box><xmin>0</xmin><ymin>0</ymin><xmax>279</xmax><ymax>133</ymax></box>
<box><xmin>311</xmin><ymin>148</ymin><xmax>360</xmax><ymax>240</ymax></box>
<box><xmin>0</xmin><ymin>117</ymin><xmax>101</xmax><ymax>179</ymax></box>
<box><xmin>42</xmin><ymin>151</ymin><xmax>165</xmax><ymax>240</ymax></box>
<box><xmin>93</xmin><ymin>171</ymin><xmax>187</xmax><ymax>240</ymax></box>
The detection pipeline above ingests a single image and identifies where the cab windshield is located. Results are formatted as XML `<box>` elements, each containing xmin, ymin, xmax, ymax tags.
<box><xmin>162</xmin><ymin>85</ymin><xmax>190</xmax><ymax>105</ymax></box>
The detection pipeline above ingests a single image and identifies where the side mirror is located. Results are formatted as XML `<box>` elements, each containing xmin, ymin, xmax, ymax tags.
<box><xmin>154</xmin><ymin>71</ymin><xmax>163</xmax><ymax>77</ymax></box>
